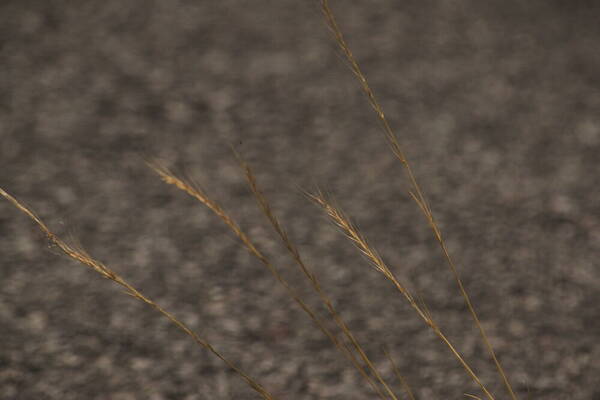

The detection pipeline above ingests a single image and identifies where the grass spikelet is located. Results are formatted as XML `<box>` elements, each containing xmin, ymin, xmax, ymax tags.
<box><xmin>232</xmin><ymin>150</ymin><xmax>399</xmax><ymax>400</ymax></box>
<box><xmin>319</xmin><ymin>1</ymin><xmax>518</xmax><ymax>399</ymax></box>
<box><xmin>0</xmin><ymin>187</ymin><xmax>275</xmax><ymax>400</ymax></box>
<box><xmin>309</xmin><ymin>189</ymin><xmax>496</xmax><ymax>400</ymax></box>
<box><xmin>147</xmin><ymin>160</ymin><xmax>398</xmax><ymax>398</ymax></box>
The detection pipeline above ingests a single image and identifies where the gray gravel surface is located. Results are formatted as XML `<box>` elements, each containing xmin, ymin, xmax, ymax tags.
<box><xmin>1</xmin><ymin>1</ymin><xmax>599</xmax><ymax>399</ymax></box>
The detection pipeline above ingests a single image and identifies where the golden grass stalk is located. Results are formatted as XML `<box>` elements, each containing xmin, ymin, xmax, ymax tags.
<box><xmin>232</xmin><ymin>150</ymin><xmax>403</xmax><ymax>400</ymax></box>
<box><xmin>148</xmin><ymin>160</ymin><xmax>401</xmax><ymax>400</ymax></box>
<box><xmin>309</xmin><ymin>190</ymin><xmax>495</xmax><ymax>400</ymax></box>
<box><xmin>0</xmin><ymin>187</ymin><xmax>274</xmax><ymax>400</ymax></box>
<box><xmin>319</xmin><ymin>1</ymin><xmax>518</xmax><ymax>399</ymax></box>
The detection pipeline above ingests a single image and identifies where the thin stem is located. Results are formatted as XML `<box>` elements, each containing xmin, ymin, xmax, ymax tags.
<box><xmin>0</xmin><ymin>187</ymin><xmax>274</xmax><ymax>400</ymax></box>
<box><xmin>148</xmin><ymin>162</ymin><xmax>393</xmax><ymax>400</ymax></box>
<box><xmin>233</xmin><ymin>150</ymin><xmax>398</xmax><ymax>400</ymax></box>
<box><xmin>309</xmin><ymin>191</ymin><xmax>495</xmax><ymax>400</ymax></box>
<box><xmin>383</xmin><ymin>348</ymin><xmax>416</xmax><ymax>400</ymax></box>
<box><xmin>319</xmin><ymin>2</ymin><xmax>518</xmax><ymax>399</ymax></box>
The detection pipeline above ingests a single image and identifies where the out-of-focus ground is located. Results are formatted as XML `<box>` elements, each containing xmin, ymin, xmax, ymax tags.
<box><xmin>1</xmin><ymin>1</ymin><xmax>599</xmax><ymax>399</ymax></box>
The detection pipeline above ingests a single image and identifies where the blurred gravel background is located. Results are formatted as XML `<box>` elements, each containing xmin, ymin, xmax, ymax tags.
<box><xmin>1</xmin><ymin>1</ymin><xmax>599</xmax><ymax>399</ymax></box>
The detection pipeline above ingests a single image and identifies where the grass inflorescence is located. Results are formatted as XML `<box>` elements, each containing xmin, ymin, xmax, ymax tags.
<box><xmin>1</xmin><ymin>2</ymin><xmax>522</xmax><ymax>399</ymax></box>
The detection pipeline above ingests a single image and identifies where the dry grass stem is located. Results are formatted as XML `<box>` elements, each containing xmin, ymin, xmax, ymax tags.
<box><xmin>319</xmin><ymin>1</ymin><xmax>518</xmax><ymax>399</ymax></box>
<box><xmin>309</xmin><ymin>190</ymin><xmax>495</xmax><ymax>400</ymax></box>
<box><xmin>383</xmin><ymin>348</ymin><xmax>416</xmax><ymax>400</ymax></box>
<box><xmin>465</xmin><ymin>395</ymin><xmax>484</xmax><ymax>400</ymax></box>
<box><xmin>0</xmin><ymin>187</ymin><xmax>275</xmax><ymax>400</ymax></box>
<box><xmin>1</xmin><ymin>2</ymin><xmax>526</xmax><ymax>397</ymax></box>
<box><xmin>148</xmin><ymin>161</ymin><xmax>399</xmax><ymax>399</ymax></box>
<box><xmin>233</xmin><ymin>150</ymin><xmax>401</xmax><ymax>400</ymax></box>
